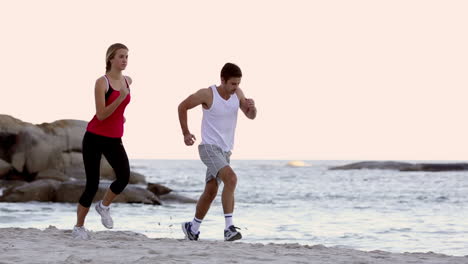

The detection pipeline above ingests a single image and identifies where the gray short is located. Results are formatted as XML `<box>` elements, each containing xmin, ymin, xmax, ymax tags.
<box><xmin>198</xmin><ymin>144</ymin><xmax>232</xmax><ymax>183</ymax></box>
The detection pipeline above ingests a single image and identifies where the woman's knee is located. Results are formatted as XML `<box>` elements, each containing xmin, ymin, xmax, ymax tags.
<box><xmin>110</xmin><ymin>171</ymin><xmax>130</xmax><ymax>194</ymax></box>
<box><xmin>79</xmin><ymin>185</ymin><xmax>99</xmax><ymax>208</ymax></box>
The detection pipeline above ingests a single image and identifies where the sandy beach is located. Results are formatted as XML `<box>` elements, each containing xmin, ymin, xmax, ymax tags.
<box><xmin>0</xmin><ymin>226</ymin><xmax>466</xmax><ymax>264</ymax></box>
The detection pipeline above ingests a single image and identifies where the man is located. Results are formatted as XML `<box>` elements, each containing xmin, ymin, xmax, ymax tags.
<box><xmin>178</xmin><ymin>63</ymin><xmax>257</xmax><ymax>241</ymax></box>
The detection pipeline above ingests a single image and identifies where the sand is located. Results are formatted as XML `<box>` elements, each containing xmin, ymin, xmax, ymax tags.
<box><xmin>0</xmin><ymin>226</ymin><xmax>466</xmax><ymax>264</ymax></box>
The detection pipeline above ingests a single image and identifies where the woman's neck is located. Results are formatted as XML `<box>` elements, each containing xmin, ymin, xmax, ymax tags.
<box><xmin>106</xmin><ymin>70</ymin><xmax>123</xmax><ymax>80</ymax></box>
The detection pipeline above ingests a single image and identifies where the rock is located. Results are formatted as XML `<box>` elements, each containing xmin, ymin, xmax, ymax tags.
<box><xmin>329</xmin><ymin>161</ymin><xmax>413</xmax><ymax>170</ymax></box>
<box><xmin>63</xmin><ymin>165</ymin><xmax>86</xmax><ymax>180</ymax></box>
<box><xmin>11</xmin><ymin>152</ymin><xmax>25</xmax><ymax>172</ymax></box>
<box><xmin>0</xmin><ymin>133</ymin><xmax>17</xmax><ymax>162</ymax></box>
<box><xmin>0</xmin><ymin>115</ymin><xmax>147</xmax><ymax>184</ymax></box>
<box><xmin>0</xmin><ymin>116</ymin><xmax>87</xmax><ymax>174</ymax></box>
<box><xmin>147</xmin><ymin>182</ymin><xmax>172</xmax><ymax>196</ymax></box>
<box><xmin>159</xmin><ymin>193</ymin><xmax>197</xmax><ymax>203</ymax></box>
<box><xmin>113</xmin><ymin>185</ymin><xmax>161</xmax><ymax>204</ymax></box>
<box><xmin>0</xmin><ymin>179</ymin><xmax>27</xmax><ymax>190</ymax></box>
<box><xmin>401</xmin><ymin>163</ymin><xmax>468</xmax><ymax>172</ymax></box>
<box><xmin>0</xmin><ymin>115</ymin><xmax>34</xmax><ymax>163</ymax></box>
<box><xmin>36</xmin><ymin>169</ymin><xmax>68</xmax><ymax>182</ymax></box>
<box><xmin>12</xmin><ymin>125</ymin><xmax>61</xmax><ymax>173</ymax></box>
<box><xmin>54</xmin><ymin>181</ymin><xmax>161</xmax><ymax>204</ymax></box>
<box><xmin>0</xmin><ymin>179</ymin><xmax>162</xmax><ymax>204</ymax></box>
<box><xmin>128</xmin><ymin>171</ymin><xmax>146</xmax><ymax>184</ymax></box>
<box><xmin>36</xmin><ymin>119</ymin><xmax>87</xmax><ymax>153</ymax></box>
<box><xmin>60</xmin><ymin>152</ymin><xmax>84</xmax><ymax>168</ymax></box>
<box><xmin>0</xmin><ymin>179</ymin><xmax>61</xmax><ymax>202</ymax></box>
<box><xmin>0</xmin><ymin>159</ymin><xmax>12</xmax><ymax>178</ymax></box>
<box><xmin>329</xmin><ymin>161</ymin><xmax>468</xmax><ymax>172</ymax></box>
<box><xmin>0</xmin><ymin>115</ymin><xmax>33</xmax><ymax>134</ymax></box>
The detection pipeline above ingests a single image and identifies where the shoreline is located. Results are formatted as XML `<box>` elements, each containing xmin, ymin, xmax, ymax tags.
<box><xmin>1</xmin><ymin>226</ymin><xmax>467</xmax><ymax>264</ymax></box>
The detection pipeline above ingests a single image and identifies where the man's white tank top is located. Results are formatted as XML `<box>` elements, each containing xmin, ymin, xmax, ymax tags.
<box><xmin>201</xmin><ymin>85</ymin><xmax>239</xmax><ymax>152</ymax></box>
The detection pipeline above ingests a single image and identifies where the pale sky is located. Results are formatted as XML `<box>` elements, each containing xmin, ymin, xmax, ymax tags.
<box><xmin>2</xmin><ymin>0</ymin><xmax>468</xmax><ymax>160</ymax></box>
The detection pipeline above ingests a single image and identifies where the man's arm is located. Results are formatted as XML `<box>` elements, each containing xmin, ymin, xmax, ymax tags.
<box><xmin>236</xmin><ymin>88</ymin><xmax>257</xmax><ymax>120</ymax></box>
<box><xmin>178</xmin><ymin>88</ymin><xmax>210</xmax><ymax>146</ymax></box>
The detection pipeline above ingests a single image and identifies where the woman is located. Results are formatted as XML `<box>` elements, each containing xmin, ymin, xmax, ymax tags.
<box><xmin>72</xmin><ymin>43</ymin><xmax>132</xmax><ymax>239</ymax></box>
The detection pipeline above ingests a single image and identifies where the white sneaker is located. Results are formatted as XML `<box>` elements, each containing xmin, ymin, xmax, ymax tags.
<box><xmin>72</xmin><ymin>226</ymin><xmax>90</xmax><ymax>240</ymax></box>
<box><xmin>224</xmin><ymin>225</ymin><xmax>242</xmax><ymax>241</ymax></box>
<box><xmin>95</xmin><ymin>201</ymin><xmax>114</xmax><ymax>229</ymax></box>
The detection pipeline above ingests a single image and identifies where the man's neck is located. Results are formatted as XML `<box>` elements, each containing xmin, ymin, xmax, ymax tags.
<box><xmin>217</xmin><ymin>85</ymin><xmax>230</xmax><ymax>100</ymax></box>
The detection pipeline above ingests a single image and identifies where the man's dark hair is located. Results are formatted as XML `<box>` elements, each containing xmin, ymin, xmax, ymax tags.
<box><xmin>221</xmin><ymin>63</ymin><xmax>242</xmax><ymax>81</ymax></box>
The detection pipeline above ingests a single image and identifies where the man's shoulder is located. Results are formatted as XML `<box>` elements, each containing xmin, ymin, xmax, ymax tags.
<box><xmin>196</xmin><ymin>87</ymin><xmax>213</xmax><ymax>97</ymax></box>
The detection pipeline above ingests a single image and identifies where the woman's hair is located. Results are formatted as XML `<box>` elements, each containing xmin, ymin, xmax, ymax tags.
<box><xmin>106</xmin><ymin>43</ymin><xmax>128</xmax><ymax>72</ymax></box>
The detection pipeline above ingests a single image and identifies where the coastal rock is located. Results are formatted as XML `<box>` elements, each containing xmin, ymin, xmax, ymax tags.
<box><xmin>146</xmin><ymin>182</ymin><xmax>197</xmax><ymax>203</ymax></box>
<box><xmin>36</xmin><ymin>119</ymin><xmax>87</xmax><ymax>153</ymax></box>
<box><xmin>329</xmin><ymin>161</ymin><xmax>414</xmax><ymax>171</ymax></box>
<box><xmin>159</xmin><ymin>193</ymin><xmax>197</xmax><ymax>203</ymax></box>
<box><xmin>0</xmin><ymin>179</ymin><xmax>27</xmax><ymax>190</ymax></box>
<box><xmin>0</xmin><ymin>115</ymin><xmax>33</xmax><ymax>135</ymax></box>
<box><xmin>0</xmin><ymin>115</ymin><xmax>181</xmax><ymax>205</ymax></box>
<box><xmin>330</xmin><ymin>161</ymin><xmax>468</xmax><ymax>171</ymax></box>
<box><xmin>54</xmin><ymin>181</ymin><xmax>161</xmax><ymax>204</ymax></box>
<box><xmin>147</xmin><ymin>183</ymin><xmax>172</xmax><ymax>196</ymax></box>
<box><xmin>0</xmin><ymin>179</ymin><xmax>61</xmax><ymax>202</ymax></box>
<box><xmin>0</xmin><ymin>180</ymin><xmax>161</xmax><ymax>204</ymax></box>
<box><xmin>0</xmin><ymin>159</ymin><xmax>12</xmax><ymax>178</ymax></box>
<box><xmin>2</xmin><ymin>117</ymin><xmax>87</xmax><ymax>174</ymax></box>
<box><xmin>35</xmin><ymin>169</ymin><xmax>68</xmax><ymax>182</ymax></box>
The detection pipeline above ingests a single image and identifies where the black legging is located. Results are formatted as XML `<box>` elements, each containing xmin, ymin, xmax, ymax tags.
<box><xmin>78</xmin><ymin>131</ymin><xmax>130</xmax><ymax>208</ymax></box>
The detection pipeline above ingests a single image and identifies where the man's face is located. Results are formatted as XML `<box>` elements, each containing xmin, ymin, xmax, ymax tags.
<box><xmin>223</xmin><ymin>77</ymin><xmax>241</xmax><ymax>94</ymax></box>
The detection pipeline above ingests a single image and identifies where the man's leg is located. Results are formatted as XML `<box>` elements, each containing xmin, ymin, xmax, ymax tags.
<box><xmin>195</xmin><ymin>178</ymin><xmax>219</xmax><ymax>220</ymax></box>
<box><xmin>182</xmin><ymin>178</ymin><xmax>218</xmax><ymax>240</ymax></box>
<box><xmin>217</xmin><ymin>166</ymin><xmax>237</xmax><ymax>215</ymax></box>
<box><xmin>218</xmin><ymin>165</ymin><xmax>242</xmax><ymax>241</ymax></box>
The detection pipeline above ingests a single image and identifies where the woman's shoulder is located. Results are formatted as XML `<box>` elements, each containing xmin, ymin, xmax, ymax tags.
<box><xmin>124</xmin><ymin>75</ymin><xmax>133</xmax><ymax>85</ymax></box>
<box><xmin>94</xmin><ymin>75</ymin><xmax>108</xmax><ymax>89</ymax></box>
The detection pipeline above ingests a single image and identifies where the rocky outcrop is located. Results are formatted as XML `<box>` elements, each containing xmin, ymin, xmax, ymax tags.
<box><xmin>147</xmin><ymin>183</ymin><xmax>172</xmax><ymax>196</ymax></box>
<box><xmin>0</xmin><ymin>159</ymin><xmax>12</xmax><ymax>178</ymax></box>
<box><xmin>0</xmin><ymin>180</ymin><xmax>162</xmax><ymax>204</ymax></box>
<box><xmin>0</xmin><ymin>179</ymin><xmax>61</xmax><ymax>202</ymax></box>
<box><xmin>330</xmin><ymin>161</ymin><xmax>468</xmax><ymax>171</ymax></box>
<box><xmin>0</xmin><ymin>115</ymin><xmax>193</xmax><ymax>205</ymax></box>
<box><xmin>54</xmin><ymin>181</ymin><xmax>161</xmax><ymax>204</ymax></box>
<box><xmin>0</xmin><ymin>114</ymin><xmax>145</xmax><ymax>183</ymax></box>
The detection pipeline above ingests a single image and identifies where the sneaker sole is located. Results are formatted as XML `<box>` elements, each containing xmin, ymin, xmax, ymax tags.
<box><xmin>181</xmin><ymin>223</ymin><xmax>189</xmax><ymax>239</ymax></box>
<box><xmin>95</xmin><ymin>204</ymin><xmax>113</xmax><ymax>229</ymax></box>
<box><xmin>225</xmin><ymin>232</ymin><xmax>242</xmax><ymax>242</ymax></box>
<box><xmin>181</xmin><ymin>222</ymin><xmax>199</xmax><ymax>241</ymax></box>
<box><xmin>101</xmin><ymin>220</ymin><xmax>113</xmax><ymax>229</ymax></box>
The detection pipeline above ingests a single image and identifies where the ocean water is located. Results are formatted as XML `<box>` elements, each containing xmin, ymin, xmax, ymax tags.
<box><xmin>1</xmin><ymin>160</ymin><xmax>467</xmax><ymax>256</ymax></box>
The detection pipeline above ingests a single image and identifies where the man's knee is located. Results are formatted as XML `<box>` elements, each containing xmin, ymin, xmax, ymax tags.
<box><xmin>219</xmin><ymin>167</ymin><xmax>237</xmax><ymax>188</ymax></box>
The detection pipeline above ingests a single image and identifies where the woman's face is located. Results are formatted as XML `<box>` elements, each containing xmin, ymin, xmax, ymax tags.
<box><xmin>110</xmin><ymin>48</ymin><xmax>128</xmax><ymax>71</ymax></box>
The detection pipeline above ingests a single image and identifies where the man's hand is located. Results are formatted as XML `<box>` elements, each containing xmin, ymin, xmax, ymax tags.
<box><xmin>245</xmin><ymin>98</ymin><xmax>255</xmax><ymax>111</ymax></box>
<box><xmin>184</xmin><ymin>133</ymin><xmax>196</xmax><ymax>146</ymax></box>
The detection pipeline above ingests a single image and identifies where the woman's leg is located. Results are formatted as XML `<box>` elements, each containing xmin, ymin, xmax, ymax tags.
<box><xmin>102</xmin><ymin>138</ymin><xmax>130</xmax><ymax>206</ymax></box>
<box><xmin>76</xmin><ymin>132</ymin><xmax>102</xmax><ymax>227</ymax></box>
